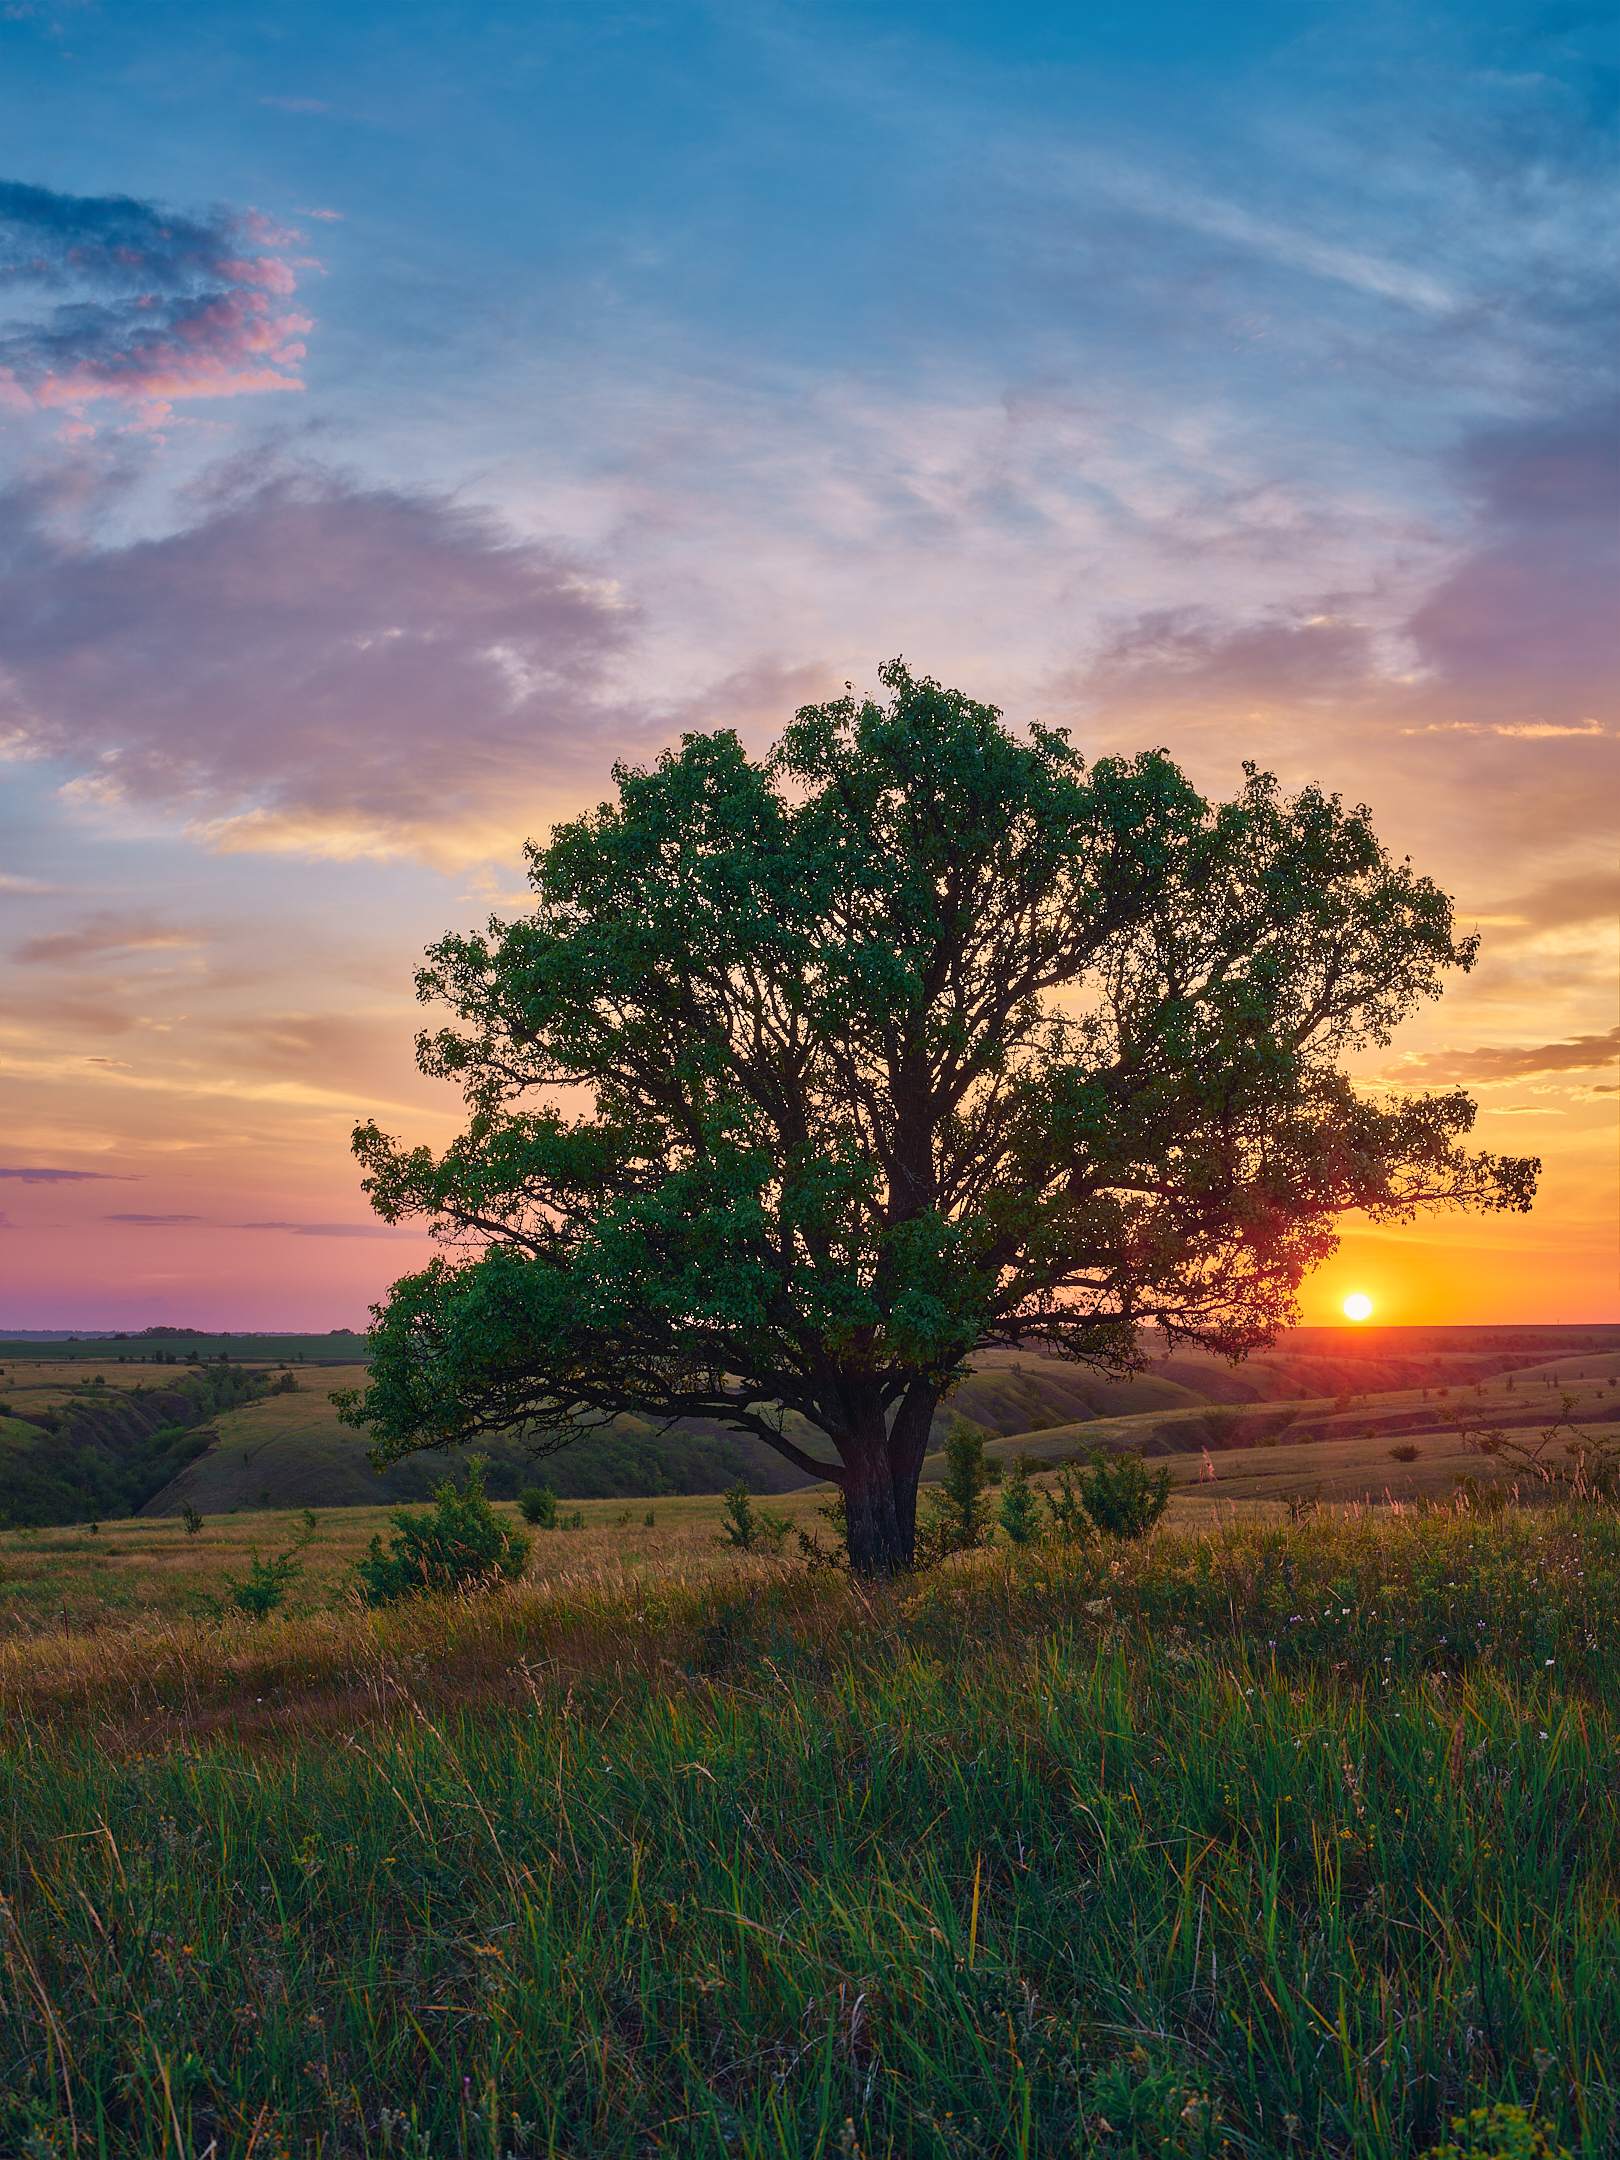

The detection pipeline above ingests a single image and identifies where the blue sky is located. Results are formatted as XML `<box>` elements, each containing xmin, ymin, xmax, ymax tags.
<box><xmin>1</xmin><ymin>0</ymin><xmax>1615</xmax><ymax>1326</ymax></box>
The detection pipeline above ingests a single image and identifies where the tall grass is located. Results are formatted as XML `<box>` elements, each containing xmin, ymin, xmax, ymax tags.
<box><xmin>2</xmin><ymin>1505</ymin><xmax>1616</xmax><ymax>2157</ymax></box>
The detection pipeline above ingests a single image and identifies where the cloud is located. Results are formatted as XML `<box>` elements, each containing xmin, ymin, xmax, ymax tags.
<box><xmin>104</xmin><ymin>1212</ymin><xmax>202</xmax><ymax>1225</ymax></box>
<box><xmin>12</xmin><ymin>911</ymin><xmax>213</xmax><ymax>965</ymax></box>
<box><xmin>1404</xmin><ymin>409</ymin><xmax>1620</xmax><ymax>708</ymax></box>
<box><xmin>1454</xmin><ymin>871</ymin><xmax>1620</xmax><ymax>944</ymax></box>
<box><xmin>0</xmin><ymin>462</ymin><xmax>640</xmax><ymax>864</ymax></box>
<box><xmin>241</xmin><ymin>1220</ymin><xmax>419</xmax><ymax>1238</ymax></box>
<box><xmin>0</xmin><ymin>180</ymin><xmax>313</xmax><ymax>422</ymax></box>
<box><xmin>1380</xmin><ymin>1027</ymin><xmax>1620</xmax><ymax>1088</ymax></box>
<box><xmin>0</xmin><ymin>1166</ymin><xmax>136</xmax><ymax>1182</ymax></box>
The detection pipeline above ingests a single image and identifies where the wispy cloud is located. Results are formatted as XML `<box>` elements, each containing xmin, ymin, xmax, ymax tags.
<box><xmin>0</xmin><ymin>1166</ymin><xmax>137</xmax><ymax>1183</ymax></box>
<box><xmin>104</xmin><ymin>1212</ymin><xmax>202</xmax><ymax>1225</ymax></box>
<box><xmin>241</xmin><ymin>1220</ymin><xmax>419</xmax><ymax>1238</ymax></box>
<box><xmin>12</xmin><ymin>912</ymin><xmax>213</xmax><ymax>965</ymax></box>
<box><xmin>0</xmin><ymin>180</ymin><xmax>313</xmax><ymax>428</ymax></box>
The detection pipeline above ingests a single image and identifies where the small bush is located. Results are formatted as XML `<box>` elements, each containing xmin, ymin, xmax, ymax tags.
<box><xmin>717</xmin><ymin>1482</ymin><xmax>791</xmax><ymax>1553</ymax></box>
<box><xmin>1078</xmin><ymin>1448</ymin><xmax>1173</xmax><ymax>1540</ymax></box>
<box><xmin>353</xmin><ymin>1463</ymin><xmax>531</xmax><ymax>1606</ymax></box>
<box><xmin>1202</xmin><ymin>1407</ymin><xmax>1241</xmax><ymax>1450</ymax></box>
<box><xmin>997</xmin><ymin>1458</ymin><xmax>1042</xmax><ymax>1546</ymax></box>
<box><xmin>518</xmin><ymin>1485</ymin><xmax>559</xmax><ymax>1528</ymax></box>
<box><xmin>1043</xmin><ymin>1464</ymin><xmax>1093</xmax><ymax>1545</ymax></box>
<box><xmin>1389</xmin><ymin>1442</ymin><xmax>1420</xmax><ymax>1463</ymax></box>
<box><xmin>201</xmin><ymin>1511</ymin><xmax>317</xmax><ymax>1620</ymax></box>
<box><xmin>916</xmin><ymin>1427</ymin><xmax>995</xmax><ymax>1564</ymax></box>
<box><xmin>181</xmin><ymin>1502</ymin><xmax>204</xmax><ymax>1534</ymax></box>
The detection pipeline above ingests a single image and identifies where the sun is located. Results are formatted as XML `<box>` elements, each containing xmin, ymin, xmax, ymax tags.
<box><xmin>1342</xmin><ymin>1293</ymin><xmax>1374</xmax><ymax>1322</ymax></box>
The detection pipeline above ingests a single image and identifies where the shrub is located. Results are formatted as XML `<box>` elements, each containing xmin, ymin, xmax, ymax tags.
<box><xmin>201</xmin><ymin>1511</ymin><xmax>317</xmax><ymax>1620</ymax></box>
<box><xmin>353</xmin><ymin>1463</ymin><xmax>531</xmax><ymax>1606</ymax></box>
<box><xmin>997</xmin><ymin>1457</ymin><xmax>1042</xmax><ymax>1546</ymax></box>
<box><xmin>1389</xmin><ymin>1442</ymin><xmax>1420</xmax><ymax>1463</ymax></box>
<box><xmin>518</xmin><ymin>1485</ymin><xmax>559</xmax><ymax>1528</ymax></box>
<box><xmin>1043</xmin><ymin>1464</ymin><xmax>1094</xmax><ymax>1545</ymax></box>
<box><xmin>717</xmin><ymin>1482</ymin><xmax>791</xmax><ymax>1553</ymax></box>
<box><xmin>1077</xmin><ymin>1448</ymin><xmax>1173</xmax><ymax>1540</ymax></box>
<box><xmin>916</xmin><ymin>1426</ymin><xmax>995</xmax><ymax>1564</ymax></box>
<box><xmin>181</xmin><ymin>1501</ymin><xmax>204</xmax><ymax>1534</ymax></box>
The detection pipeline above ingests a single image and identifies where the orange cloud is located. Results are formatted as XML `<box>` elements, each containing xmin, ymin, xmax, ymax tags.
<box><xmin>1379</xmin><ymin>1028</ymin><xmax>1620</xmax><ymax>1089</ymax></box>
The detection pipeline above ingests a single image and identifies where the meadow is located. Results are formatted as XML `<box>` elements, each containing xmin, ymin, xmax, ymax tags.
<box><xmin>2</xmin><ymin>1490</ymin><xmax>1616</xmax><ymax>2158</ymax></box>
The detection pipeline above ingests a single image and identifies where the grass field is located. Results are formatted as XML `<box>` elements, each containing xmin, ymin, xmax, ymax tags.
<box><xmin>2</xmin><ymin>1491</ymin><xmax>1617</xmax><ymax>2159</ymax></box>
<box><xmin>0</xmin><ymin>1427</ymin><xmax>1596</xmax><ymax>1639</ymax></box>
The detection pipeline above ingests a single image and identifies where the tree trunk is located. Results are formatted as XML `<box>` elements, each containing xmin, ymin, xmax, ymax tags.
<box><xmin>840</xmin><ymin>1383</ymin><xmax>941</xmax><ymax>1575</ymax></box>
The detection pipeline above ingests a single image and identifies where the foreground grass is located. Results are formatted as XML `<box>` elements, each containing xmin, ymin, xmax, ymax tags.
<box><xmin>2</xmin><ymin>1507</ymin><xmax>1617</xmax><ymax>2158</ymax></box>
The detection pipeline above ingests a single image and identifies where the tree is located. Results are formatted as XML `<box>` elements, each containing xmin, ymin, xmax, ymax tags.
<box><xmin>338</xmin><ymin>661</ymin><xmax>1538</xmax><ymax>1573</ymax></box>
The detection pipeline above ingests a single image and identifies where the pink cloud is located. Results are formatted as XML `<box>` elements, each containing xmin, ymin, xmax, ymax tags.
<box><xmin>0</xmin><ymin>461</ymin><xmax>641</xmax><ymax>863</ymax></box>
<box><xmin>0</xmin><ymin>180</ymin><xmax>314</xmax><ymax>415</ymax></box>
<box><xmin>11</xmin><ymin>912</ymin><xmax>214</xmax><ymax>965</ymax></box>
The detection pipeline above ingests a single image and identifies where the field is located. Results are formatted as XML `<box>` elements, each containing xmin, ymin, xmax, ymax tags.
<box><xmin>3</xmin><ymin>1329</ymin><xmax>1618</xmax><ymax>2155</ymax></box>
<box><xmin>3</xmin><ymin>1330</ymin><xmax>1618</xmax><ymax>1634</ymax></box>
<box><xmin>2</xmin><ymin>1482</ymin><xmax>1618</xmax><ymax>2159</ymax></box>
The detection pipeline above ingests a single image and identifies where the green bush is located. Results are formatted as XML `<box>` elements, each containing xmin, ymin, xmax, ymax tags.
<box><xmin>201</xmin><ymin>1511</ymin><xmax>317</xmax><ymax>1620</ymax></box>
<box><xmin>353</xmin><ymin>1463</ymin><xmax>531</xmax><ymax>1606</ymax></box>
<box><xmin>1043</xmin><ymin>1463</ymin><xmax>1094</xmax><ymax>1545</ymax></box>
<box><xmin>917</xmin><ymin>1426</ymin><xmax>994</xmax><ymax>1564</ymax></box>
<box><xmin>1077</xmin><ymin>1447</ymin><xmax>1173</xmax><ymax>1540</ymax></box>
<box><xmin>717</xmin><ymin>1482</ymin><xmax>792</xmax><ymax>1553</ymax></box>
<box><xmin>518</xmin><ymin>1485</ymin><xmax>559</xmax><ymax>1528</ymax></box>
<box><xmin>996</xmin><ymin>1457</ymin><xmax>1042</xmax><ymax>1545</ymax></box>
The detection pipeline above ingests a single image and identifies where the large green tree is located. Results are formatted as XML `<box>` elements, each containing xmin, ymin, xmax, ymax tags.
<box><xmin>342</xmin><ymin>662</ymin><xmax>1537</xmax><ymax>1572</ymax></box>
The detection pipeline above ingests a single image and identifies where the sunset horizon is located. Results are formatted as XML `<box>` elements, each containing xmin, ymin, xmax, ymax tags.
<box><xmin>3</xmin><ymin>0</ymin><xmax>1615</xmax><ymax>1336</ymax></box>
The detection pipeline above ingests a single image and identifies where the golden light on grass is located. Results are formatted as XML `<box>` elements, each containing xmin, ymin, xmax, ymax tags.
<box><xmin>1343</xmin><ymin>1293</ymin><xmax>1374</xmax><ymax>1322</ymax></box>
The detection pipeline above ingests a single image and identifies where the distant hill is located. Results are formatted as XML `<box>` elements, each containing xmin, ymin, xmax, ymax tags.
<box><xmin>0</xmin><ymin>1362</ymin><xmax>276</xmax><ymax>1525</ymax></box>
<box><xmin>8</xmin><ymin>1325</ymin><xmax>1616</xmax><ymax>1522</ymax></box>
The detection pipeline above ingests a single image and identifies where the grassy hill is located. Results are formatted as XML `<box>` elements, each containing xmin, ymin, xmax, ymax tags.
<box><xmin>0</xmin><ymin>1357</ymin><xmax>283</xmax><ymax>1527</ymax></box>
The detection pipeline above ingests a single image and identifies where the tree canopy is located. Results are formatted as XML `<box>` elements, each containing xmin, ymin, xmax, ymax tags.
<box><xmin>340</xmin><ymin>661</ymin><xmax>1538</xmax><ymax>1572</ymax></box>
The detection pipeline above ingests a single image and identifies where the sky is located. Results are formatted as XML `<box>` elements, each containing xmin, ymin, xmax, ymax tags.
<box><xmin>1</xmin><ymin>0</ymin><xmax>1615</xmax><ymax>1333</ymax></box>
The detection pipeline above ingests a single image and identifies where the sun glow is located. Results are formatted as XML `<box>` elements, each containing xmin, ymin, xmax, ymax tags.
<box><xmin>1343</xmin><ymin>1293</ymin><xmax>1374</xmax><ymax>1322</ymax></box>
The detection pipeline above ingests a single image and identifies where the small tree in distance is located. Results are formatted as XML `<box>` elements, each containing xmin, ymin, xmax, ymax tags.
<box><xmin>338</xmin><ymin>662</ymin><xmax>1537</xmax><ymax>1574</ymax></box>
